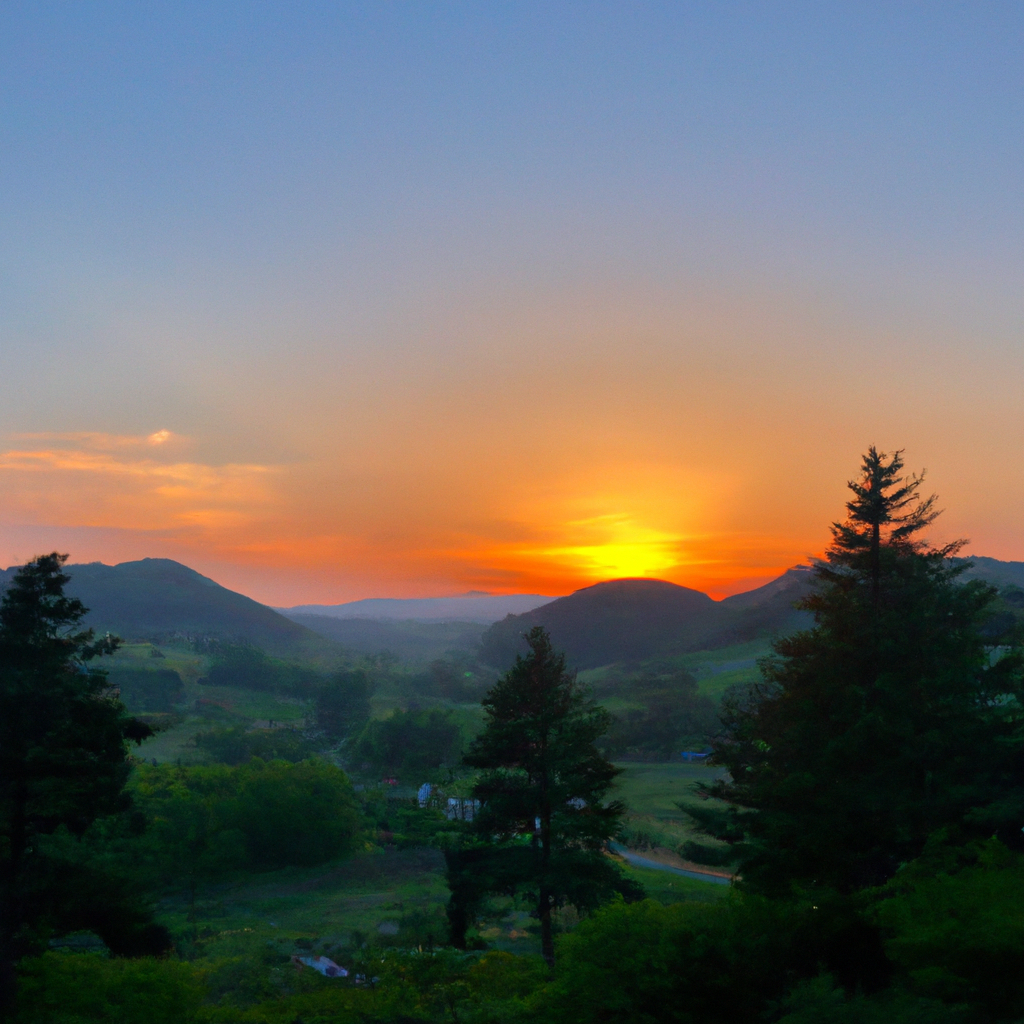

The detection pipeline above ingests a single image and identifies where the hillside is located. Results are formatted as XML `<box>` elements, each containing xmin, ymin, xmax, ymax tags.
<box><xmin>478</xmin><ymin>569</ymin><xmax>813</xmax><ymax>671</ymax></box>
<box><xmin>479</xmin><ymin>579</ymin><xmax>721</xmax><ymax>669</ymax></box>
<box><xmin>0</xmin><ymin>559</ymin><xmax>341</xmax><ymax>659</ymax></box>
<box><xmin>959</xmin><ymin>555</ymin><xmax>1024</xmax><ymax>590</ymax></box>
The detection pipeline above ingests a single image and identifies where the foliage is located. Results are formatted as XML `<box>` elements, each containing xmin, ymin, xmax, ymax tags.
<box><xmin>315</xmin><ymin>668</ymin><xmax>373</xmax><ymax>741</ymax></box>
<box><xmin>353</xmin><ymin>708</ymin><xmax>463</xmax><ymax>779</ymax></box>
<box><xmin>193</xmin><ymin>725</ymin><xmax>316</xmax><ymax>765</ymax></box>
<box><xmin>775</xmin><ymin>975</ymin><xmax>972</xmax><ymax>1024</ymax></box>
<box><xmin>460</xmin><ymin>626</ymin><xmax>640</xmax><ymax>963</ymax></box>
<box><xmin>14</xmin><ymin>952</ymin><xmax>204</xmax><ymax>1024</ymax></box>
<box><xmin>200</xmin><ymin>642</ymin><xmax>322</xmax><ymax>695</ymax></box>
<box><xmin>363</xmin><ymin>794</ymin><xmax>450</xmax><ymax>849</ymax></box>
<box><xmin>412</xmin><ymin>656</ymin><xmax>485</xmax><ymax>702</ymax></box>
<box><xmin>599</xmin><ymin>669</ymin><xmax>718</xmax><ymax>759</ymax></box>
<box><xmin>131</xmin><ymin>758</ymin><xmax>363</xmax><ymax>890</ymax></box>
<box><xmin>108</xmin><ymin>667</ymin><xmax>185</xmax><ymax>713</ymax></box>
<box><xmin>537</xmin><ymin>896</ymin><xmax>799</xmax><ymax>1024</ymax></box>
<box><xmin>867</xmin><ymin>838</ymin><xmax>1024</xmax><ymax>1020</ymax></box>
<box><xmin>691</xmin><ymin>448</ymin><xmax>1024</xmax><ymax>895</ymax></box>
<box><xmin>0</xmin><ymin>553</ymin><xmax>158</xmax><ymax>1008</ymax></box>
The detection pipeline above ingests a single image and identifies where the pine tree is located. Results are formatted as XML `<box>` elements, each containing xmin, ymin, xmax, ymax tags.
<box><xmin>0</xmin><ymin>554</ymin><xmax>153</xmax><ymax>1009</ymax></box>
<box><xmin>458</xmin><ymin>626</ymin><xmax>639</xmax><ymax>964</ymax></box>
<box><xmin>689</xmin><ymin>448</ymin><xmax>1024</xmax><ymax>896</ymax></box>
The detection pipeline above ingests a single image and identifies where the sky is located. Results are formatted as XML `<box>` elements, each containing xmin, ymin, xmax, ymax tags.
<box><xmin>1</xmin><ymin>2</ymin><xmax>1023</xmax><ymax>605</ymax></box>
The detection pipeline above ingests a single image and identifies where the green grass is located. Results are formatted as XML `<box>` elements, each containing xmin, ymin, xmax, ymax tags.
<box><xmin>616</xmin><ymin>861</ymin><xmax>729</xmax><ymax>905</ymax></box>
<box><xmin>106</xmin><ymin>642</ymin><xmax>208</xmax><ymax>684</ymax></box>
<box><xmin>612</xmin><ymin>761</ymin><xmax>734</xmax><ymax>867</ymax></box>
<box><xmin>613</xmin><ymin>761</ymin><xmax>724</xmax><ymax>821</ymax></box>
<box><xmin>160</xmin><ymin>844</ymin><xmax>726</xmax><ymax>968</ymax></box>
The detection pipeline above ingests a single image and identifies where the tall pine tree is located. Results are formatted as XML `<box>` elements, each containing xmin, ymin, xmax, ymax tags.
<box><xmin>0</xmin><ymin>554</ymin><xmax>155</xmax><ymax>1010</ymax></box>
<box><xmin>689</xmin><ymin>448</ymin><xmax>1024</xmax><ymax>896</ymax></box>
<box><xmin>457</xmin><ymin>626</ymin><xmax>638</xmax><ymax>964</ymax></box>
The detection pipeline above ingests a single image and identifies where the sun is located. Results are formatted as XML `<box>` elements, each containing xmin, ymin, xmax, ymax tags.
<box><xmin>545</xmin><ymin>515</ymin><xmax>683</xmax><ymax>580</ymax></box>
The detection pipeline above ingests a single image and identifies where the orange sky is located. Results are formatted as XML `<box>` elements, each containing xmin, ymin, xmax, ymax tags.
<box><xmin>1</xmin><ymin>284</ymin><xmax>1021</xmax><ymax>607</ymax></box>
<box><xmin>4</xmin><ymin>8</ymin><xmax>1024</xmax><ymax>606</ymax></box>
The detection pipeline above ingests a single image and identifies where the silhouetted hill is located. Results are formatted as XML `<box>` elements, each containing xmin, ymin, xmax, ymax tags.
<box><xmin>479</xmin><ymin>570</ymin><xmax>815</xmax><ymax>670</ymax></box>
<box><xmin>719</xmin><ymin>566</ymin><xmax>815</xmax><ymax>610</ymax></box>
<box><xmin>0</xmin><ymin>559</ymin><xmax>338</xmax><ymax>658</ymax></box>
<box><xmin>479</xmin><ymin>579</ymin><xmax>724</xmax><ymax>669</ymax></box>
<box><xmin>959</xmin><ymin>556</ymin><xmax>1024</xmax><ymax>590</ymax></box>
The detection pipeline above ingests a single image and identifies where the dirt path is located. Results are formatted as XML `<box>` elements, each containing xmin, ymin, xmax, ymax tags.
<box><xmin>610</xmin><ymin>843</ymin><xmax>733</xmax><ymax>885</ymax></box>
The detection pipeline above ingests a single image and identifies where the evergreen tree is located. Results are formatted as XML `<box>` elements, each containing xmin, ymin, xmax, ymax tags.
<box><xmin>0</xmin><ymin>554</ymin><xmax>154</xmax><ymax>1009</ymax></box>
<box><xmin>458</xmin><ymin>626</ymin><xmax>639</xmax><ymax>964</ymax></box>
<box><xmin>690</xmin><ymin>448</ymin><xmax>1024</xmax><ymax>896</ymax></box>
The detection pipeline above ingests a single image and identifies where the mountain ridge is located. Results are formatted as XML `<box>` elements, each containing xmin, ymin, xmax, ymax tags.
<box><xmin>0</xmin><ymin>558</ymin><xmax>340</xmax><ymax>659</ymax></box>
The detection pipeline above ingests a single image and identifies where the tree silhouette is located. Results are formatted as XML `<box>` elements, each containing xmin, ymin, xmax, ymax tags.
<box><xmin>0</xmin><ymin>554</ymin><xmax>154</xmax><ymax>1010</ymax></box>
<box><xmin>458</xmin><ymin>626</ymin><xmax>639</xmax><ymax>964</ymax></box>
<box><xmin>689</xmin><ymin>449</ymin><xmax>1024</xmax><ymax>895</ymax></box>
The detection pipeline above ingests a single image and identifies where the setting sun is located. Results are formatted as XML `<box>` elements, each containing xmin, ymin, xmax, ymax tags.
<box><xmin>543</xmin><ymin>515</ymin><xmax>683</xmax><ymax>580</ymax></box>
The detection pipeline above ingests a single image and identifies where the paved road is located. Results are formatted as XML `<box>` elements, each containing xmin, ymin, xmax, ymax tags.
<box><xmin>610</xmin><ymin>843</ymin><xmax>732</xmax><ymax>885</ymax></box>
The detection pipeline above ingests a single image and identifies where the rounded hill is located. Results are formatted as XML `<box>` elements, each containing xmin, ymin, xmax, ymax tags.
<box><xmin>478</xmin><ymin>578</ymin><xmax>728</xmax><ymax>670</ymax></box>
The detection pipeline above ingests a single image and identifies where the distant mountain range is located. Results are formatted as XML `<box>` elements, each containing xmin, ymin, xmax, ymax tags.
<box><xmin>1</xmin><ymin>553</ymin><xmax>1020</xmax><ymax>669</ymax></box>
<box><xmin>279</xmin><ymin>592</ymin><xmax>555</xmax><ymax>623</ymax></box>
<box><xmin>476</xmin><ymin>557</ymin><xmax>1024</xmax><ymax>670</ymax></box>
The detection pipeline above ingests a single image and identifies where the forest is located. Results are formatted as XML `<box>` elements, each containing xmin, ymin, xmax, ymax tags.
<box><xmin>3</xmin><ymin>447</ymin><xmax>1024</xmax><ymax>1023</ymax></box>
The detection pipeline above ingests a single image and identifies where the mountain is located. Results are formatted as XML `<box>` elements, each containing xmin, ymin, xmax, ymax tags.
<box><xmin>479</xmin><ymin>571</ymin><xmax>815</xmax><ymax>670</ymax></box>
<box><xmin>280</xmin><ymin>592</ymin><xmax>555</xmax><ymax>624</ymax></box>
<box><xmin>959</xmin><ymin>556</ymin><xmax>1024</xmax><ymax>591</ymax></box>
<box><xmin>477</xmin><ymin>554</ymin><xmax>1024</xmax><ymax>671</ymax></box>
<box><xmin>0</xmin><ymin>559</ymin><xmax>337</xmax><ymax>658</ymax></box>
<box><xmin>479</xmin><ymin>579</ymin><xmax>724</xmax><ymax>670</ymax></box>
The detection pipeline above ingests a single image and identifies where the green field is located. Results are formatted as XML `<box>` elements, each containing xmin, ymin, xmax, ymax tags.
<box><xmin>121</xmin><ymin>641</ymin><xmax>731</xmax><ymax>958</ymax></box>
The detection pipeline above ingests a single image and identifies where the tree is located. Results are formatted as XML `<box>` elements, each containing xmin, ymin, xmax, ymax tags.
<box><xmin>458</xmin><ymin>626</ymin><xmax>639</xmax><ymax>964</ymax></box>
<box><xmin>354</xmin><ymin>708</ymin><xmax>463</xmax><ymax>779</ymax></box>
<box><xmin>0</xmin><ymin>554</ymin><xmax>154</xmax><ymax>1009</ymax></box>
<box><xmin>315</xmin><ymin>669</ymin><xmax>373</xmax><ymax>741</ymax></box>
<box><xmin>689</xmin><ymin>448</ymin><xmax>1024</xmax><ymax>895</ymax></box>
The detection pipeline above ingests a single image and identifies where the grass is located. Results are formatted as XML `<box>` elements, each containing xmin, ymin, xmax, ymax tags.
<box><xmin>161</xmin><ymin>849</ymin><xmax>454</xmax><ymax>960</ymax></box>
<box><xmin>615</xmin><ymin>861</ymin><xmax>729</xmax><ymax>905</ymax></box>
<box><xmin>161</xmin><ymin>844</ymin><xmax>727</xmax><ymax>967</ymax></box>
<box><xmin>612</xmin><ymin>761</ymin><xmax>725</xmax><ymax>821</ymax></box>
<box><xmin>611</xmin><ymin>760</ymin><xmax>735</xmax><ymax>868</ymax></box>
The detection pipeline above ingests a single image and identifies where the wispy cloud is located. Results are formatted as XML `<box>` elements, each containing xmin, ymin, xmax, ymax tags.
<box><xmin>0</xmin><ymin>433</ymin><xmax>279</xmax><ymax>533</ymax></box>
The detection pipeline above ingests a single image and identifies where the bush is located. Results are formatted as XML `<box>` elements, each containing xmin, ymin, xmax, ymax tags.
<box><xmin>199</xmin><ymin>643</ymin><xmax>321</xmax><ymax>694</ymax></box>
<box><xmin>193</xmin><ymin>725</ymin><xmax>316</xmax><ymax>765</ymax></box>
<box><xmin>537</xmin><ymin>897</ymin><xmax>798</xmax><ymax>1024</ymax></box>
<box><xmin>15</xmin><ymin>953</ymin><xmax>203</xmax><ymax>1024</ymax></box>
<box><xmin>868</xmin><ymin>839</ymin><xmax>1024</xmax><ymax>1020</ymax></box>
<box><xmin>230</xmin><ymin>758</ymin><xmax>363</xmax><ymax>868</ymax></box>
<box><xmin>131</xmin><ymin>759</ymin><xmax>363</xmax><ymax>880</ymax></box>
<box><xmin>108</xmin><ymin>668</ymin><xmax>185</xmax><ymax>713</ymax></box>
<box><xmin>315</xmin><ymin>669</ymin><xmax>373</xmax><ymax>740</ymax></box>
<box><xmin>353</xmin><ymin>709</ymin><xmax>463</xmax><ymax>779</ymax></box>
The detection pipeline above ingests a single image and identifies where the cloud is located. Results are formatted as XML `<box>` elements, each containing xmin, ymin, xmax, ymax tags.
<box><xmin>0</xmin><ymin>433</ymin><xmax>279</xmax><ymax>534</ymax></box>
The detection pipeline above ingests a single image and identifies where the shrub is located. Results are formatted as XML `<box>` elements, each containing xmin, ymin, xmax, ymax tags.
<box><xmin>193</xmin><ymin>725</ymin><xmax>315</xmax><ymax>765</ymax></box>
<box><xmin>15</xmin><ymin>953</ymin><xmax>203</xmax><ymax>1024</ymax></box>
<box><xmin>353</xmin><ymin>709</ymin><xmax>462</xmax><ymax>779</ymax></box>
